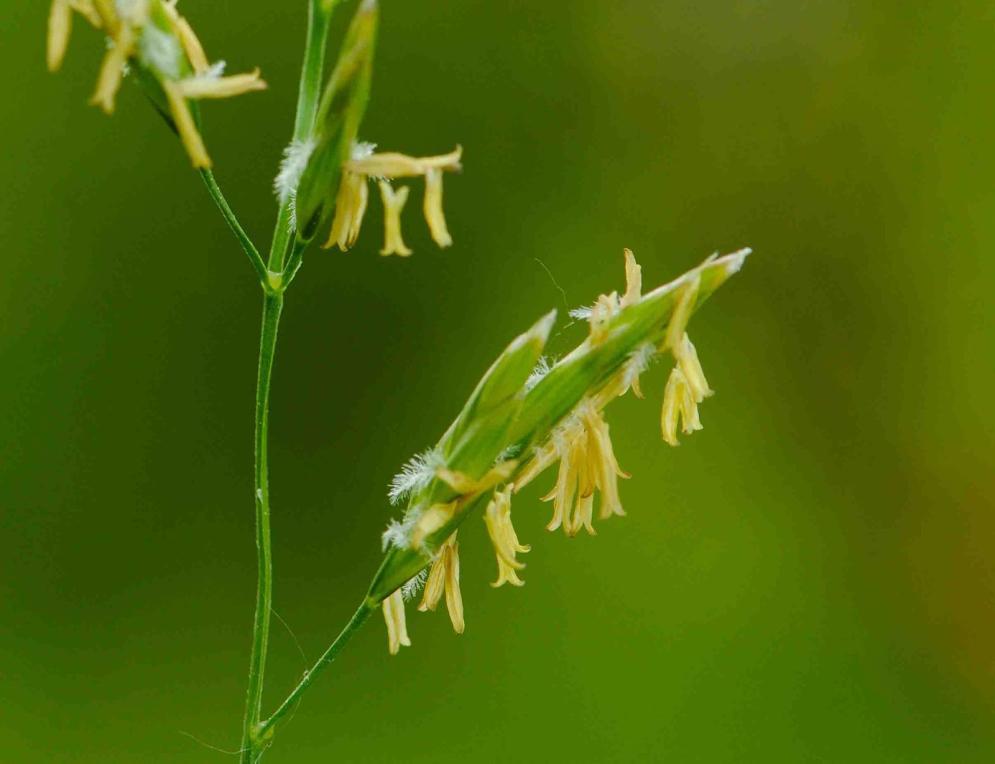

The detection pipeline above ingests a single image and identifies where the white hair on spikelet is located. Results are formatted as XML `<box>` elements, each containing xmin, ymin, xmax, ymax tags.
<box><xmin>274</xmin><ymin>138</ymin><xmax>316</xmax><ymax>205</ymax></box>
<box><xmin>623</xmin><ymin>343</ymin><xmax>656</xmax><ymax>390</ymax></box>
<box><xmin>388</xmin><ymin>448</ymin><xmax>443</xmax><ymax>505</ymax></box>
<box><xmin>401</xmin><ymin>569</ymin><xmax>428</xmax><ymax>601</ymax></box>
<box><xmin>525</xmin><ymin>355</ymin><xmax>554</xmax><ymax>392</ymax></box>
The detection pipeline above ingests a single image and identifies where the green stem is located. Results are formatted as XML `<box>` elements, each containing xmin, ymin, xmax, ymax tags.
<box><xmin>240</xmin><ymin>292</ymin><xmax>284</xmax><ymax>764</ymax></box>
<box><xmin>199</xmin><ymin>169</ymin><xmax>270</xmax><ymax>287</ymax></box>
<box><xmin>267</xmin><ymin>0</ymin><xmax>335</xmax><ymax>274</ymax></box>
<box><xmin>260</xmin><ymin>601</ymin><xmax>376</xmax><ymax>740</ymax></box>
<box><xmin>239</xmin><ymin>4</ymin><xmax>335</xmax><ymax>761</ymax></box>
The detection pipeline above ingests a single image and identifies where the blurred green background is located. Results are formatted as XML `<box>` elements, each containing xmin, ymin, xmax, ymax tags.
<box><xmin>2</xmin><ymin>1</ymin><xmax>994</xmax><ymax>761</ymax></box>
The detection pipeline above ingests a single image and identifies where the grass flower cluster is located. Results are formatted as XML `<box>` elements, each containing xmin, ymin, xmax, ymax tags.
<box><xmin>46</xmin><ymin>1</ymin><xmax>749</xmax><ymax>761</ymax></box>
<box><xmin>368</xmin><ymin>248</ymin><xmax>749</xmax><ymax>650</ymax></box>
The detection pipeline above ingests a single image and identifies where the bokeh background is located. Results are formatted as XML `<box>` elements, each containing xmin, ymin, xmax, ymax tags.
<box><xmin>2</xmin><ymin>1</ymin><xmax>994</xmax><ymax>761</ymax></box>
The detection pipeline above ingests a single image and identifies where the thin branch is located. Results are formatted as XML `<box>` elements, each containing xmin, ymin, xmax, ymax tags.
<box><xmin>199</xmin><ymin>168</ymin><xmax>270</xmax><ymax>288</ymax></box>
<box><xmin>260</xmin><ymin>602</ymin><xmax>375</xmax><ymax>740</ymax></box>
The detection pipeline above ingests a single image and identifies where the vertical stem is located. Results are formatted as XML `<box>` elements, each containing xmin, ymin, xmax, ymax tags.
<box><xmin>240</xmin><ymin>292</ymin><xmax>284</xmax><ymax>763</ymax></box>
<box><xmin>292</xmin><ymin>0</ymin><xmax>334</xmax><ymax>146</ymax></box>
<box><xmin>267</xmin><ymin>0</ymin><xmax>334</xmax><ymax>275</ymax></box>
<box><xmin>240</xmin><ymin>4</ymin><xmax>333</xmax><ymax>760</ymax></box>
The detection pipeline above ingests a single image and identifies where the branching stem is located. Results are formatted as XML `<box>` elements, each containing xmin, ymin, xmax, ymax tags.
<box><xmin>238</xmin><ymin>2</ymin><xmax>336</xmax><ymax>761</ymax></box>
<box><xmin>260</xmin><ymin>601</ymin><xmax>376</xmax><ymax>741</ymax></box>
